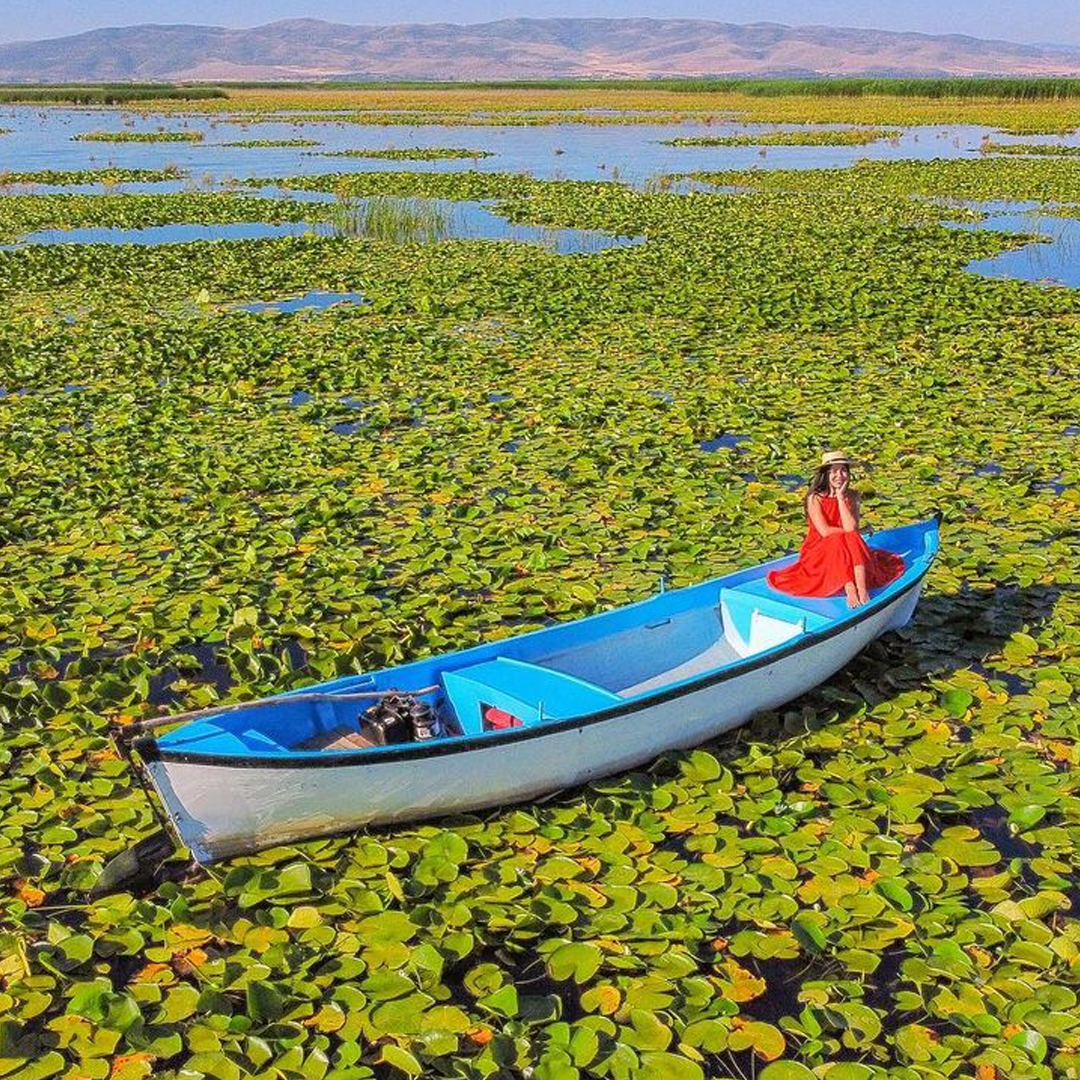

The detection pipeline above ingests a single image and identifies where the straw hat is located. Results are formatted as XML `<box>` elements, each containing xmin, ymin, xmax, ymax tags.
<box><xmin>820</xmin><ymin>450</ymin><xmax>852</xmax><ymax>468</ymax></box>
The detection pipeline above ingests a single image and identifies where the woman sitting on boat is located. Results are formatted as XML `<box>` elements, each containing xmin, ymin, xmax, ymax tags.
<box><xmin>767</xmin><ymin>450</ymin><xmax>904</xmax><ymax>608</ymax></box>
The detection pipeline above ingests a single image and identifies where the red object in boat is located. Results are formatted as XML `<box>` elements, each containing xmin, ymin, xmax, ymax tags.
<box><xmin>767</xmin><ymin>495</ymin><xmax>905</xmax><ymax>598</ymax></box>
<box><xmin>483</xmin><ymin>706</ymin><xmax>523</xmax><ymax>730</ymax></box>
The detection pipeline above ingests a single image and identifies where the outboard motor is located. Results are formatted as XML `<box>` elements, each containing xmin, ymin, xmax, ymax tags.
<box><xmin>360</xmin><ymin>692</ymin><xmax>442</xmax><ymax>744</ymax></box>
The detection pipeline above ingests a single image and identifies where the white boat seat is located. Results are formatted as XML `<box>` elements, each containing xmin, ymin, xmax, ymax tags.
<box><xmin>720</xmin><ymin>585</ymin><xmax>833</xmax><ymax>659</ymax></box>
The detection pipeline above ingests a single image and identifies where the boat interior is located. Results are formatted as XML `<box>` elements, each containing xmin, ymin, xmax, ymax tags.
<box><xmin>154</xmin><ymin>520</ymin><xmax>936</xmax><ymax>758</ymax></box>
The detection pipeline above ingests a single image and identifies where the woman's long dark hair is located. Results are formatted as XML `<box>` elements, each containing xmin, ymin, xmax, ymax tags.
<box><xmin>804</xmin><ymin>463</ymin><xmax>857</xmax><ymax>510</ymax></box>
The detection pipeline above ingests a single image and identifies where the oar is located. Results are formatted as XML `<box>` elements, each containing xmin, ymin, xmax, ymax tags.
<box><xmin>113</xmin><ymin>684</ymin><xmax>440</xmax><ymax>737</ymax></box>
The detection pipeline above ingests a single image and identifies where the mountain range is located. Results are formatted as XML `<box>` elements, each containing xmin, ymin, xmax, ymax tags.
<box><xmin>1</xmin><ymin>17</ymin><xmax>1079</xmax><ymax>82</ymax></box>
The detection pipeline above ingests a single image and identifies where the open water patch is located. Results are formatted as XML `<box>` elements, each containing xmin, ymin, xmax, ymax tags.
<box><xmin>944</xmin><ymin>198</ymin><xmax>1080</xmax><ymax>287</ymax></box>
<box><xmin>239</xmin><ymin>289</ymin><xmax>368</xmax><ymax>314</ymax></box>
<box><xmin>700</xmin><ymin>433</ymin><xmax>750</xmax><ymax>452</ymax></box>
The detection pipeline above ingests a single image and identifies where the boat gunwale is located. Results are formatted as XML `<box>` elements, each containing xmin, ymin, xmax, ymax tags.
<box><xmin>136</xmin><ymin>517</ymin><xmax>938</xmax><ymax>770</ymax></box>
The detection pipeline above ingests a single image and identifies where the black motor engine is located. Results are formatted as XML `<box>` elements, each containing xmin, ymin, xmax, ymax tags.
<box><xmin>360</xmin><ymin>692</ymin><xmax>443</xmax><ymax>744</ymax></box>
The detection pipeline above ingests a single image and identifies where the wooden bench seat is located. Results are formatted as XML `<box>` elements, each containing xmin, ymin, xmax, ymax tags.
<box><xmin>297</xmin><ymin>727</ymin><xmax>377</xmax><ymax>752</ymax></box>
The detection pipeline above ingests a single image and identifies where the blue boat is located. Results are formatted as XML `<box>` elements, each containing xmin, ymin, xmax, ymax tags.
<box><xmin>125</xmin><ymin>515</ymin><xmax>940</xmax><ymax>863</ymax></box>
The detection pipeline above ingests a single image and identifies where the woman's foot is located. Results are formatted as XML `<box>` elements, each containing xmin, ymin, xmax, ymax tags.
<box><xmin>844</xmin><ymin>582</ymin><xmax>861</xmax><ymax>608</ymax></box>
<box><xmin>857</xmin><ymin>588</ymin><xmax>871</xmax><ymax>606</ymax></box>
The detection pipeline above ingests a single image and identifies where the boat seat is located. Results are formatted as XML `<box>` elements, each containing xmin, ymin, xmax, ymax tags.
<box><xmin>158</xmin><ymin>720</ymin><xmax>288</xmax><ymax>756</ymax></box>
<box><xmin>720</xmin><ymin>584</ymin><xmax>835</xmax><ymax>659</ymax></box>
<box><xmin>442</xmin><ymin>657</ymin><xmax>621</xmax><ymax>736</ymax></box>
<box><xmin>726</xmin><ymin>576</ymin><xmax>849</xmax><ymax>622</ymax></box>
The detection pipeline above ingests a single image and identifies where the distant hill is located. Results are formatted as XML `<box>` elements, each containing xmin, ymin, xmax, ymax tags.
<box><xmin>1</xmin><ymin>17</ymin><xmax>1079</xmax><ymax>82</ymax></box>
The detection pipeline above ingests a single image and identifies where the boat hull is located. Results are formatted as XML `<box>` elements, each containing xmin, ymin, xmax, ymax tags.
<box><xmin>143</xmin><ymin>575</ymin><xmax>925</xmax><ymax>862</ymax></box>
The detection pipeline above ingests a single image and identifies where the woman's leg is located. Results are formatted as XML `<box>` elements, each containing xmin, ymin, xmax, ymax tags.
<box><xmin>853</xmin><ymin>561</ymin><xmax>869</xmax><ymax>606</ymax></box>
<box><xmin>840</xmin><ymin>533</ymin><xmax>871</xmax><ymax>605</ymax></box>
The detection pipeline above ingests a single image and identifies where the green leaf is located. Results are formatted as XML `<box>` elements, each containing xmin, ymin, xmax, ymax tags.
<box><xmin>758</xmin><ymin>1065</ymin><xmax>817</xmax><ymax>1080</ymax></box>
<box><xmin>875</xmin><ymin>879</ymin><xmax>914</xmax><ymax>912</ymax></box>
<box><xmin>728</xmin><ymin>1021</ymin><xmax>785</xmax><ymax>1061</ymax></box>
<box><xmin>680</xmin><ymin>750</ymin><xmax>721</xmax><ymax>782</ymax></box>
<box><xmin>380</xmin><ymin>1041</ymin><xmax>421</xmax><ymax>1075</ymax></box>
<box><xmin>548</xmin><ymin>941</ymin><xmax>603</xmax><ymax>983</ymax></box>
<box><xmin>828</xmin><ymin>1002</ymin><xmax>882</xmax><ymax>1047</ymax></box>
<box><xmin>356</xmin><ymin>911</ymin><xmax>417</xmax><ymax>945</ymax></box>
<box><xmin>622</xmin><ymin>1009</ymin><xmax>672</xmax><ymax>1052</ymax></box>
<box><xmin>940</xmin><ymin>688</ymin><xmax>973</xmax><ymax>716</ymax></box>
<box><xmin>791</xmin><ymin>916</ymin><xmax>826</xmax><ymax>953</ymax></box>
<box><xmin>246</xmin><ymin>981</ymin><xmax>285</xmax><ymax>1023</ymax></box>
<box><xmin>478</xmin><ymin>985</ymin><xmax>519</xmax><ymax>1018</ymax></box>
<box><xmin>185</xmin><ymin>1053</ymin><xmax>241</xmax><ymax>1080</ymax></box>
<box><xmin>681</xmin><ymin>1019</ymin><xmax>728</xmax><ymax>1052</ymax></box>
<box><xmin>638</xmin><ymin>1052</ymin><xmax>704</xmax><ymax>1080</ymax></box>
<box><xmin>274</xmin><ymin>861</ymin><xmax>313</xmax><ymax>896</ymax></box>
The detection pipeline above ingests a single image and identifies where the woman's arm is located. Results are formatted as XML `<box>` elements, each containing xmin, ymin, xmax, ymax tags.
<box><xmin>837</xmin><ymin>489</ymin><xmax>860</xmax><ymax>533</ymax></box>
<box><xmin>807</xmin><ymin>495</ymin><xmax>844</xmax><ymax>538</ymax></box>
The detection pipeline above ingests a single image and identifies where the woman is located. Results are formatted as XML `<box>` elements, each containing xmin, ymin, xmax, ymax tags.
<box><xmin>767</xmin><ymin>451</ymin><xmax>904</xmax><ymax>608</ymax></box>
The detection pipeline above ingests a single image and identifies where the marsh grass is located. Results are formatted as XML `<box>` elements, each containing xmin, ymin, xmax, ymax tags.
<box><xmin>0</xmin><ymin>84</ymin><xmax>225</xmax><ymax>104</ymax></box>
<box><xmin>329</xmin><ymin>194</ymin><xmax>452</xmax><ymax>242</ymax></box>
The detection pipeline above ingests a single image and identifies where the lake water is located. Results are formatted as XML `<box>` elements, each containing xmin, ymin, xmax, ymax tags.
<box><xmin>5</xmin><ymin>106</ymin><xmax>1080</xmax><ymax>285</ymax></box>
<box><xmin>0</xmin><ymin>105</ymin><xmax>1064</xmax><ymax>186</ymax></box>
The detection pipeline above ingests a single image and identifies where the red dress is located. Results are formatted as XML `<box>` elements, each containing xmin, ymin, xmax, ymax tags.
<box><xmin>767</xmin><ymin>495</ymin><xmax>904</xmax><ymax>598</ymax></box>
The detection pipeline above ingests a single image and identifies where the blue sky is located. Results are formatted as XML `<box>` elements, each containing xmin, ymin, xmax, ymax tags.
<box><xmin>4</xmin><ymin>1</ymin><xmax>1080</xmax><ymax>47</ymax></box>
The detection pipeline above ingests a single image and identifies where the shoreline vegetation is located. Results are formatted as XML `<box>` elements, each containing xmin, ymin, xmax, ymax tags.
<box><xmin>0</xmin><ymin>78</ymin><xmax>1078</xmax><ymax>132</ymax></box>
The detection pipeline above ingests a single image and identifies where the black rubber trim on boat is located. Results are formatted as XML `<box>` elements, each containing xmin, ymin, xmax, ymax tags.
<box><xmin>137</xmin><ymin>560</ymin><xmax>933</xmax><ymax>771</ymax></box>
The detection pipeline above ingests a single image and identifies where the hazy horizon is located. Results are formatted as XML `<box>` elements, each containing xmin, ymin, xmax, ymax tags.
<box><xmin>4</xmin><ymin>1</ymin><xmax>1080</xmax><ymax>49</ymax></box>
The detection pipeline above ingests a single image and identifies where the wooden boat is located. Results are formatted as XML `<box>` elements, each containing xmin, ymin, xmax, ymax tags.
<box><xmin>124</xmin><ymin>515</ymin><xmax>939</xmax><ymax>864</ymax></box>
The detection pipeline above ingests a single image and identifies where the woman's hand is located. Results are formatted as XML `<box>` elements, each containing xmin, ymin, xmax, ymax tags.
<box><xmin>836</xmin><ymin>487</ymin><xmax>859</xmax><ymax>533</ymax></box>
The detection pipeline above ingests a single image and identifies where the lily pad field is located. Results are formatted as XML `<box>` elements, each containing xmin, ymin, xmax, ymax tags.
<box><xmin>5</xmin><ymin>84</ymin><xmax>1080</xmax><ymax>1080</ymax></box>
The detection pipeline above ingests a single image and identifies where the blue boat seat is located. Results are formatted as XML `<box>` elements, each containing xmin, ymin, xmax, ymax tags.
<box><xmin>726</xmin><ymin>576</ymin><xmax>849</xmax><ymax>622</ymax></box>
<box><xmin>159</xmin><ymin>720</ymin><xmax>288</xmax><ymax>756</ymax></box>
<box><xmin>442</xmin><ymin>657</ymin><xmax>621</xmax><ymax>735</ymax></box>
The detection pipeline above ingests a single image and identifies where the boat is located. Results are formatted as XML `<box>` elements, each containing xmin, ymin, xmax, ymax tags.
<box><xmin>120</xmin><ymin>514</ymin><xmax>940</xmax><ymax>864</ymax></box>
